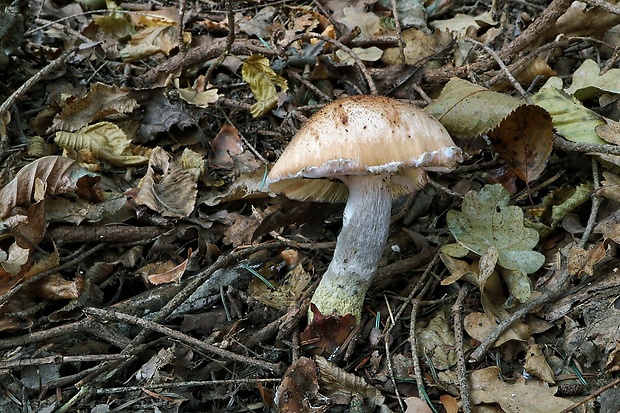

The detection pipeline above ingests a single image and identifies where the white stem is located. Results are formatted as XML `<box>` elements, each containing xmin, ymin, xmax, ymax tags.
<box><xmin>310</xmin><ymin>174</ymin><xmax>392</xmax><ymax>322</ymax></box>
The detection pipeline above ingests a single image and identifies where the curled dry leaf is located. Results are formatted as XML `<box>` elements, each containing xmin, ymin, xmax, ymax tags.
<box><xmin>242</xmin><ymin>54</ymin><xmax>288</xmax><ymax>118</ymax></box>
<box><xmin>427</xmin><ymin>78</ymin><xmax>552</xmax><ymax>183</ymax></box>
<box><xmin>524</xmin><ymin>341</ymin><xmax>556</xmax><ymax>384</ymax></box>
<box><xmin>0</xmin><ymin>156</ymin><xmax>100</xmax><ymax>220</ymax></box>
<box><xmin>51</xmin><ymin>83</ymin><xmax>139</xmax><ymax>132</ymax></box>
<box><xmin>55</xmin><ymin>121</ymin><xmax>151</xmax><ymax>166</ymax></box>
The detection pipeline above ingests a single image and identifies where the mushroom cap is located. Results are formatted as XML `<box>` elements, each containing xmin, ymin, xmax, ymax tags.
<box><xmin>267</xmin><ymin>95</ymin><xmax>462</xmax><ymax>202</ymax></box>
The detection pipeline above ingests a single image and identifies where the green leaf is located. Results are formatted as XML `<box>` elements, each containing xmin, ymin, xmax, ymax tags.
<box><xmin>565</xmin><ymin>59</ymin><xmax>620</xmax><ymax>100</ymax></box>
<box><xmin>241</xmin><ymin>54</ymin><xmax>288</xmax><ymax>118</ymax></box>
<box><xmin>532</xmin><ymin>79</ymin><xmax>606</xmax><ymax>145</ymax></box>
<box><xmin>446</xmin><ymin>184</ymin><xmax>545</xmax><ymax>302</ymax></box>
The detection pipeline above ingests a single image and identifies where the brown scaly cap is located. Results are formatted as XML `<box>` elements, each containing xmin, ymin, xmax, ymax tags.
<box><xmin>267</xmin><ymin>95</ymin><xmax>462</xmax><ymax>202</ymax></box>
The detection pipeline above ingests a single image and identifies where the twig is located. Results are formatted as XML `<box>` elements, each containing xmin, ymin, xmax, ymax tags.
<box><xmin>385</xmin><ymin>335</ymin><xmax>405</xmax><ymax>412</ymax></box>
<box><xmin>0</xmin><ymin>48</ymin><xmax>75</xmax><ymax>118</ymax></box>
<box><xmin>452</xmin><ymin>284</ymin><xmax>471</xmax><ymax>413</ymax></box>
<box><xmin>0</xmin><ymin>243</ymin><xmax>105</xmax><ymax>307</ymax></box>
<box><xmin>582</xmin><ymin>0</ymin><xmax>620</xmax><ymax>15</ymax></box>
<box><xmin>469</xmin><ymin>263</ymin><xmax>572</xmax><ymax>362</ymax></box>
<box><xmin>287</xmin><ymin>69</ymin><xmax>332</xmax><ymax>102</ymax></box>
<box><xmin>389</xmin><ymin>0</ymin><xmax>406</xmax><ymax>64</ymax></box>
<box><xmin>579</xmin><ymin>158</ymin><xmax>601</xmax><ymax>248</ymax></box>
<box><xmin>95</xmin><ymin>378</ymin><xmax>282</xmax><ymax>395</ymax></box>
<box><xmin>560</xmin><ymin>376</ymin><xmax>620</xmax><ymax>413</ymax></box>
<box><xmin>0</xmin><ymin>354</ymin><xmax>130</xmax><ymax>369</ymax></box>
<box><xmin>409</xmin><ymin>298</ymin><xmax>428</xmax><ymax>405</ymax></box>
<box><xmin>464</xmin><ymin>38</ymin><xmax>529</xmax><ymax>100</ymax></box>
<box><xmin>76</xmin><ymin>242</ymin><xmax>285</xmax><ymax>386</ymax></box>
<box><xmin>177</xmin><ymin>0</ymin><xmax>187</xmax><ymax>53</ymax></box>
<box><xmin>204</xmin><ymin>1</ymin><xmax>235</xmax><ymax>83</ymax></box>
<box><xmin>554</xmin><ymin>135</ymin><xmax>620</xmax><ymax>156</ymax></box>
<box><xmin>291</xmin><ymin>33</ymin><xmax>378</xmax><ymax>95</ymax></box>
<box><xmin>424</xmin><ymin>0</ymin><xmax>573</xmax><ymax>83</ymax></box>
<box><xmin>83</xmin><ymin>307</ymin><xmax>283</xmax><ymax>373</ymax></box>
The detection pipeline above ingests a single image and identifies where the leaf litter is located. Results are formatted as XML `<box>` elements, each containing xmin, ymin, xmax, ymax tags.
<box><xmin>1</xmin><ymin>0</ymin><xmax>620</xmax><ymax>412</ymax></box>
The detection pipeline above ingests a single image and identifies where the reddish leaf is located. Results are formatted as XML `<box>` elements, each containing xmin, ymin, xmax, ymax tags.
<box><xmin>300</xmin><ymin>303</ymin><xmax>356</xmax><ymax>356</ymax></box>
<box><xmin>276</xmin><ymin>357</ymin><xmax>320</xmax><ymax>413</ymax></box>
<box><xmin>488</xmin><ymin>105</ymin><xmax>553</xmax><ymax>183</ymax></box>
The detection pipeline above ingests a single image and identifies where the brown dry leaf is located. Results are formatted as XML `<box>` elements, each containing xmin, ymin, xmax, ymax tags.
<box><xmin>29</xmin><ymin>272</ymin><xmax>83</xmax><ymax>300</ymax></box>
<box><xmin>275</xmin><ymin>357</ymin><xmax>320</xmax><ymax>413</ymax></box>
<box><xmin>464</xmin><ymin>312</ymin><xmax>527</xmax><ymax>347</ymax></box>
<box><xmin>440</xmin><ymin>253</ymin><xmax>478</xmax><ymax>285</ymax></box>
<box><xmin>382</xmin><ymin>29</ymin><xmax>452</xmax><ymax>68</ymax></box>
<box><xmin>494</xmin><ymin>58</ymin><xmax>556</xmax><ymax>91</ymax></box>
<box><xmin>172</xmin><ymin>78</ymin><xmax>220</xmax><ymax>108</ymax></box>
<box><xmin>469</xmin><ymin>367</ymin><xmax>573</xmax><ymax>412</ymax></box>
<box><xmin>55</xmin><ymin>122</ymin><xmax>151</xmax><ymax>166</ymax></box>
<box><xmin>120</xmin><ymin>10</ymin><xmax>189</xmax><ymax>61</ymax></box>
<box><xmin>567</xmin><ymin>242</ymin><xmax>607</xmax><ymax>277</ymax></box>
<box><xmin>209</xmin><ymin>124</ymin><xmax>244</xmax><ymax>169</ymax></box>
<box><xmin>439</xmin><ymin>394</ymin><xmax>459</xmax><ymax>413</ymax></box>
<box><xmin>300</xmin><ymin>304</ymin><xmax>356</xmax><ymax>357</ymax></box>
<box><xmin>488</xmin><ymin>105</ymin><xmax>553</xmax><ymax>183</ymax></box>
<box><xmin>404</xmin><ymin>397</ymin><xmax>432</xmax><ymax>413</ymax></box>
<box><xmin>134</xmin><ymin>147</ymin><xmax>198</xmax><ymax>218</ymax></box>
<box><xmin>51</xmin><ymin>83</ymin><xmax>139</xmax><ymax>132</ymax></box>
<box><xmin>336</xmin><ymin>6</ymin><xmax>381</xmax><ymax>37</ymax></box>
<box><xmin>0</xmin><ymin>156</ymin><xmax>101</xmax><ymax>220</ymax></box>
<box><xmin>427</xmin><ymin>78</ymin><xmax>553</xmax><ymax>183</ymax></box>
<box><xmin>524</xmin><ymin>341</ymin><xmax>556</xmax><ymax>384</ymax></box>
<box><xmin>147</xmin><ymin>249</ymin><xmax>191</xmax><ymax>285</ymax></box>
<box><xmin>249</xmin><ymin>263</ymin><xmax>311</xmax><ymax>311</ymax></box>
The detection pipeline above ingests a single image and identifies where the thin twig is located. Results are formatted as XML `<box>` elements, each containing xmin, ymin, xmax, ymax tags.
<box><xmin>409</xmin><ymin>298</ymin><xmax>428</xmax><ymax>405</ymax></box>
<box><xmin>83</xmin><ymin>307</ymin><xmax>283</xmax><ymax>373</ymax></box>
<box><xmin>579</xmin><ymin>158</ymin><xmax>601</xmax><ymax>248</ymax></box>
<box><xmin>0</xmin><ymin>48</ymin><xmax>75</xmax><ymax>118</ymax></box>
<box><xmin>290</xmin><ymin>33</ymin><xmax>378</xmax><ymax>95</ymax></box>
<box><xmin>204</xmin><ymin>0</ymin><xmax>235</xmax><ymax>82</ymax></box>
<box><xmin>582</xmin><ymin>0</ymin><xmax>620</xmax><ymax>15</ymax></box>
<box><xmin>469</xmin><ymin>262</ymin><xmax>572</xmax><ymax>362</ymax></box>
<box><xmin>554</xmin><ymin>135</ymin><xmax>620</xmax><ymax>156</ymax></box>
<box><xmin>389</xmin><ymin>0</ymin><xmax>406</xmax><ymax>64</ymax></box>
<box><xmin>452</xmin><ymin>284</ymin><xmax>471</xmax><ymax>413</ymax></box>
<box><xmin>385</xmin><ymin>335</ymin><xmax>405</xmax><ymax>411</ymax></box>
<box><xmin>0</xmin><ymin>243</ymin><xmax>105</xmax><ymax>307</ymax></box>
<box><xmin>560</xmin><ymin>376</ymin><xmax>620</xmax><ymax>413</ymax></box>
<box><xmin>465</xmin><ymin>38</ymin><xmax>529</xmax><ymax>100</ymax></box>
<box><xmin>95</xmin><ymin>378</ymin><xmax>282</xmax><ymax>395</ymax></box>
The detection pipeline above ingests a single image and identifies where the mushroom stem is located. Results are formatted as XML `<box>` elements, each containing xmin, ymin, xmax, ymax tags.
<box><xmin>311</xmin><ymin>174</ymin><xmax>392</xmax><ymax>322</ymax></box>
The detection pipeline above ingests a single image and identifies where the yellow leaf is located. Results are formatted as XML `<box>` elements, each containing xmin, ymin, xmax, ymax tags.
<box><xmin>242</xmin><ymin>54</ymin><xmax>288</xmax><ymax>118</ymax></box>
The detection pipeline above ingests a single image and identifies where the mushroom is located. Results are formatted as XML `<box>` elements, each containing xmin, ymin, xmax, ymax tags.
<box><xmin>267</xmin><ymin>95</ymin><xmax>462</xmax><ymax>323</ymax></box>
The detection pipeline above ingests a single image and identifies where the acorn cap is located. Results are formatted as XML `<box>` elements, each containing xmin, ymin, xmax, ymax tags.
<box><xmin>267</xmin><ymin>95</ymin><xmax>462</xmax><ymax>202</ymax></box>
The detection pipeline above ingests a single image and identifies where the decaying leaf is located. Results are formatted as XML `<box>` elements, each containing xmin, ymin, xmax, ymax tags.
<box><xmin>469</xmin><ymin>367</ymin><xmax>573</xmax><ymax>412</ymax></box>
<box><xmin>567</xmin><ymin>242</ymin><xmax>606</xmax><ymax>278</ymax></box>
<box><xmin>524</xmin><ymin>341</ymin><xmax>556</xmax><ymax>384</ymax></box>
<box><xmin>242</xmin><ymin>54</ymin><xmax>288</xmax><ymax>117</ymax></box>
<box><xmin>0</xmin><ymin>156</ymin><xmax>101</xmax><ymax>220</ymax></box>
<box><xmin>427</xmin><ymin>78</ymin><xmax>553</xmax><ymax>182</ymax></box>
<box><xmin>145</xmin><ymin>249</ymin><xmax>191</xmax><ymax>285</ymax></box>
<box><xmin>444</xmin><ymin>184</ymin><xmax>545</xmax><ymax>302</ymax></box>
<box><xmin>55</xmin><ymin>122</ymin><xmax>151</xmax><ymax>166</ymax></box>
<box><xmin>275</xmin><ymin>357</ymin><xmax>319</xmax><ymax>413</ymax></box>
<box><xmin>120</xmin><ymin>11</ymin><xmax>189</xmax><ymax>61</ymax></box>
<box><xmin>51</xmin><ymin>83</ymin><xmax>139</xmax><ymax>132</ymax></box>
<box><xmin>532</xmin><ymin>77</ymin><xmax>607</xmax><ymax>145</ymax></box>
<box><xmin>173</xmin><ymin>78</ymin><xmax>220</xmax><ymax>108</ymax></box>
<box><xmin>134</xmin><ymin>147</ymin><xmax>198</xmax><ymax>218</ymax></box>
